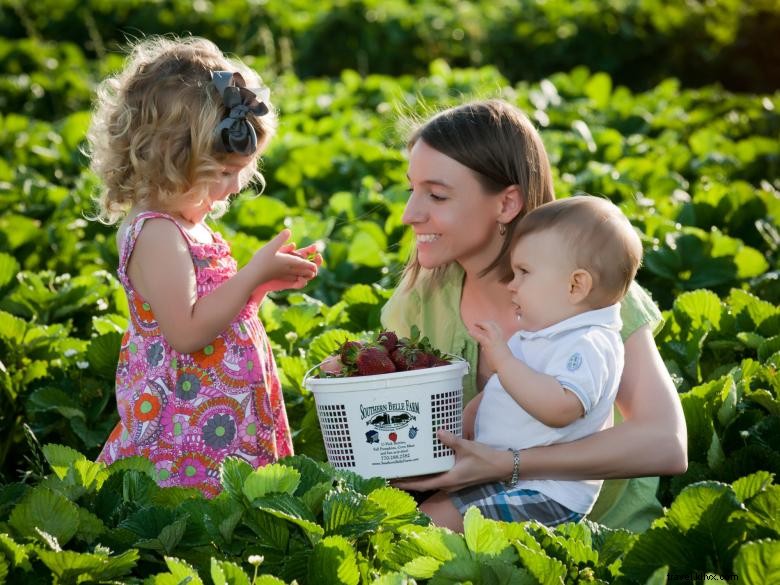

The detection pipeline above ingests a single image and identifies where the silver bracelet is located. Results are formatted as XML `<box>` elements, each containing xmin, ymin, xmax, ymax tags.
<box><xmin>504</xmin><ymin>448</ymin><xmax>520</xmax><ymax>488</ymax></box>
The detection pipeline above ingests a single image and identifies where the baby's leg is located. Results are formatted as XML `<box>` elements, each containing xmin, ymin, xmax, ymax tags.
<box><xmin>420</xmin><ymin>490</ymin><xmax>464</xmax><ymax>532</ymax></box>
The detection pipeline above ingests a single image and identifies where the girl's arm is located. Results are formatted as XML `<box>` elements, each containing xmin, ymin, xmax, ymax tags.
<box><xmin>393</xmin><ymin>325</ymin><xmax>687</xmax><ymax>492</ymax></box>
<box><xmin>129</xmin><ymin>221</ymin><xmax>317</xmax><ymax>353</ymax></box>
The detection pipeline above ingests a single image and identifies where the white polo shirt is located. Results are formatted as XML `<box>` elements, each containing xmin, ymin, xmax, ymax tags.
<box><xmin>475</xmin><ymin>303</ymin><xmax>624</xmax><ymax>514</ymax></box>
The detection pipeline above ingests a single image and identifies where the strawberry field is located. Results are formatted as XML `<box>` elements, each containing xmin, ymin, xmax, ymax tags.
<box><xmin>0</xmin><ymin>1</ymin><xmax>779</xmax><ymax>583</ymax></box>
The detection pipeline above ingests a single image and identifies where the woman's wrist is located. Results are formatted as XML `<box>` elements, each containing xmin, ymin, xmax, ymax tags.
<box><xmin>503</xmin><ymin>448</ymin><xmax>520</xmax><ymax>487</ymax></box>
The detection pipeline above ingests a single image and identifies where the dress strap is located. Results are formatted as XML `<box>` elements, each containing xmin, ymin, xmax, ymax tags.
<box><xmin>117</xmin><ymin>211</ymin><xmax>194</xmax><ymax>288</ymax></box>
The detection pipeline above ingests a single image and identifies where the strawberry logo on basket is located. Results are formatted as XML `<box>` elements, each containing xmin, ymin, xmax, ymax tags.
<box><xmin>388</xmin><ymin>432</ymin><xmax>397</xmax><ymax>442</ymax></box>
<box><xmin>318</xmin><ymin>326</ymin><xmax>451</xmax><ymax>378</ymax></box>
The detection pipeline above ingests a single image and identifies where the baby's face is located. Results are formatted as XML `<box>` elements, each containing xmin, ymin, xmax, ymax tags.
<box><xmin>507</xmin><ymin>230</ymin><xmax>580</xmax><ymax>331</ymax></box>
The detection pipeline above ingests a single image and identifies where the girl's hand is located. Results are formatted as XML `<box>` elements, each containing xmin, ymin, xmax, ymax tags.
<box><xmin>391</xmin><ymin>430</ymin><xmax>511</xmax><ymax>493</ymax></box>
<box><xmin>250</xmin><ymin>230</ymin><xmax>320</xmax><ymax>298</ymax></box>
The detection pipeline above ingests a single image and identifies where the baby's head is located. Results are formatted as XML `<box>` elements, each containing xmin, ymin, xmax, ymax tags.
<box><xmin>508</xmin><ymin>196</ymin><xmax>642</xmax><ymax>330</ymax></box>
<box><xmin>87</xmin><ymin>36</ymin><xmax>276</xmax><ymax>223</ymax></box>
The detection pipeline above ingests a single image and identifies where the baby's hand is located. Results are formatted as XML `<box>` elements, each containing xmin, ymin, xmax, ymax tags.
<box><xmin>471</xmin><ymin>320</ymin><xmax>512</xmax><ymax>366</ymax></box>
<box><xmin>251</xmin><ymin>230</ymin><xmax>320</xmax><ymax>295</ymax></box>
<box><xmin>471</xmin><ymin>320</ymin><xmax>503</xmax><ymax>348</ymax></box>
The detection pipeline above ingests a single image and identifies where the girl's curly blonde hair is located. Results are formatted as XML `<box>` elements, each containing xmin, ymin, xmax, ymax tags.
<box><xmin>86</xmin><ymin>36</ymin><xmax>277</xmax><ymax>224</ymax></box>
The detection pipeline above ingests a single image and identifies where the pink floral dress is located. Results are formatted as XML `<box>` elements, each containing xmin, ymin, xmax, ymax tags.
<box><xmin>98</xmin><ymin>211</ymin><xmax>293</xmax><ymax>497</ymax></box>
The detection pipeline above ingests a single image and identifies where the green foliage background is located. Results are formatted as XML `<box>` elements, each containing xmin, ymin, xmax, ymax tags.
<box><xmin>0</xmin><ymin>0</ymin><xmax>778</xmax><ymax>582</ymax></box>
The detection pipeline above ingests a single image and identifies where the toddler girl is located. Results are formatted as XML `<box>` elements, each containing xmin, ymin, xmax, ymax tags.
<box><xmin>87</xmin><ymin>36</ymin><xmax>321</xmax><ymax>497</ymax></box>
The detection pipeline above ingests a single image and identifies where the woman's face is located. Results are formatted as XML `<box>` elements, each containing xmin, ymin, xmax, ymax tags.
<box><xmin>403</xmin><ymin>140</ymin><xmax>505</xmax><ymax>273</ymax></box>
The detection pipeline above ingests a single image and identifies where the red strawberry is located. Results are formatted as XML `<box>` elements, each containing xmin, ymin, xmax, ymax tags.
<box><xmin>355</xmin><ymin>346</ymin><xmax>397</xmax><ymax>376</ymax></box>
<box><xmin>408</xmin><ymin>351</ymin><xmax>434</xmax><ymax>370</ymax></box>
<box><xmin>339</xmin><ymin>340</ymin><xmax>364</xmax><ymax>366</ymax></box>
<box><xmin>390</xmin><ymin>347</ymin><xmax>410</xmax><ymax>371</ymax></box>
<box><xmin>389</xmin><ymin>432</ymin><xmax>397</xmax><ymax>442</ymax></box>
<box><xmin>376</xmin><ymin>330</ymin><xmax>399</xmax><ymax>353</ymax></box>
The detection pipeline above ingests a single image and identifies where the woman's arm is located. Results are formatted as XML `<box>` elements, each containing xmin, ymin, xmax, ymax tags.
<box><xmin>512</xmin><ymin>325</ymin><xmax>687</xmax><ymax>479</ymax></box>
<box><xmin>393</xmin><ymin>325</ymin><xmax>687</xmax><ymax>492</ymax></box>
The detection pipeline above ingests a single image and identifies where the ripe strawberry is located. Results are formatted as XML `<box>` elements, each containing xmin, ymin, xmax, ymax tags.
<box><xmin>355</xmin><ymin>346</ymin><xmax>397</xmax><ymax>376</ymax></box>
<box><xmin>408</xmin><ymin>351</ymin><xmax>434</xmax><ymax>370</ymax></box>
<box><xmin>390</xmin><ymin>347</ymin><xmax>410</xmax><ymax>371</ymax></box>
<box><xmin>376</xmin><ymin>330</ymin><xmax>399</xmax><ymax>353</ymax></box>
<box><xmin>339</xmin><ymin>340</ymin><xmax>364</xmax><ymax>366</ymax></box>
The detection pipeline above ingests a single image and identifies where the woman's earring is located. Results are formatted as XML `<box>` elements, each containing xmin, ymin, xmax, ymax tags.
<box><xmin>498</xmin><ymin>223</ymin><xmax>507</xmax><ymax>236</ymax></box>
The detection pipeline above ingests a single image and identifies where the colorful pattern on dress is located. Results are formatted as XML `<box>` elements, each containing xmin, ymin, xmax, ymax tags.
<box><xmin>97</xmin><ymin>212</ymin><xmax>293</xmax><ymax>498</ymax></box>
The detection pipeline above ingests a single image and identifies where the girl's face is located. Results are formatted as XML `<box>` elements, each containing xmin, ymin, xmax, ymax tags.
<box><xmin>403</xmin><ymin>140</ymin><xmax>506</xmax><ymax>273</ymax></box>
<box><xmin>178</xmin><ymin>155</ymin><xmax>255</xmax><ymax>222</ymax></box>
<box><xmin>507</xmin><ymin>229</ymin><xmax>580</xmax><ymax>331</ymax></box>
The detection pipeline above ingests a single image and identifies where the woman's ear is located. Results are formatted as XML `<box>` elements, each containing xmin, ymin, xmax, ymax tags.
<box><xmin>569</xmin><ymin>269</ymin><xmax>593</xmax><ymax>304</ymax></box>
<box><xmin>497</xmin><ymin>185</ymin><xmax>523</xmax><ymax>223</ymax></box>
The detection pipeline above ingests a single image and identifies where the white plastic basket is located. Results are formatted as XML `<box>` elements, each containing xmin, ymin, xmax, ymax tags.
<box><xmin>304</xmin><ymin>359</ymin><xmax>468</xmax><ymax>479</ymax></box>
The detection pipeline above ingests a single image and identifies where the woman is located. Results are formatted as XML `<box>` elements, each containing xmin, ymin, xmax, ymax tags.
<box><xmin>383</xmin><ymin>99</ymin><xmax>687</xmax><ymax>532</ymax></box>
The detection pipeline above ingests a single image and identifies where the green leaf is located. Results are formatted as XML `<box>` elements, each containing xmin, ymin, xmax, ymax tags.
<box><xmin>322</xmin><ymin>489</ymin><xmax>385</xmax><ymax>537</ymax></box>
<box><xmin>584</xmin><ymin>72</ymin><xmax>612</xmax><ymax>108</ymax></box>
<box><xmin>401</xmin><ymin>555</ymin><xmax>442</xmax><ymax>579</ymax></box>
<box><xmin>152</xmin><ymin>556</ymin><xmax>204</xmax><ymax>585</ymax></box>
<box><xmin>119</xmin><ymin>506</ymin><xmax>176</xmax><ymax>539</ymax></box>
<box><xmin>220</xmin><ymin>456</ymin><xmax>254</xmax><ymax>499</ymax></box>
<box><xmin>91</xmin><ymin>314</ymin><xmax>127</xmax><ymax>335</ymax></box>
<box><xmin>8</xmin><ymin>487</ymin><xmax>80</xmax><ymax>545</ymax></box>
<box><xmin>36</xmin><ymin>548</ymin><xmax>139</xmax><ymax>582</ymax></box>
<box><xmin>308</xmin><ymin>535</ymin><xmax>360</xmax><ymax>585</ymax></box>
<box><xmin>732</xmin><ymin>471</ymin><xmax>775</xmax><ymax>502</ymax></box>
<box><xmin>744</xmin><ymin>485</ymin><xmax>780</xmax><ymax>535</ymax></box>
<box><xmin>0</xmin><ymin>532</ymin><xmax>31</xmax><ymax>570</ymax></box>
<box><xmin>307</xmin><ymin>328</ymin><xmax>355</xmax><ymax>364</ymax></box>
<box><xmin>621</xmin><ymin>526</ymin><xmax>699</xmax><ymax>581</ymax></box>
<box><xmin>243</xmin><ymin>463</ymin><xmax>301</xmax><ymax>500</ymax></box>
<box><xmin>0</xmin><ymin>252</ymin><xmax>20</xmax><ymax>294</ymax></box>
<box><xmin>674</xmin><ymin>289</ymin><xmax>723</xmax><ymax>330</ymax></box>
<box><xmin>734</xmin><ymin>539</ymin><xmax>780</xmax><ymax>585</ymax></box>
<box><xmin>347</xmin><ymin>231</ymin><xmax>384</xmax><ymax>267</ymax></box>
<box><xmin>281</xmin><ymin>303</ymin><xmax>322</xmax><ymax>338</ymax></box>
<box><xmin>0</xmin><ymin>311</ymin><xmax>26</xmax><ymax>346</ymax></box>
<box><xmin>368</xmin><ymin>486</ymin><xmax>420</xmax><ymax>528</ymax></box>
<box><xmin>512</xmin><ymin>540</ymin><xmax>567</xmax><ymax>585</ymax></box>
<box><xmin>42</xmin><ymin>443</ymin><xmax>86</xmax><ymax>479</ymax></box>
<box><xmin>86</xmin><ymin>331</ymin><xmax>122</xmax><ymax>380</ymax></box>
<box><xmin>463</xmin><ymin>506</ymin><xmax>510</xmax><ymax>556</ymax></box>
<box><xmin>758</xmin><ymin>335</ymin><xmax>780</xmax><ymax>363</ymax></box>
<box><xmin>211</xmin><ymin>558</ymin><xmax>251</xmax><ymax>585</ymax></box>
<box><xmin>252</xmin><ymin>494</ymin><xmax>324</xmax><ymax>543</ymax></box>
<box><xmin>644</xmin><ymin>565</ymin><xmax>671</xmax><ymax>585</ymax></box>
<box><xmin>663</xmin><ymin>482</ymin><xmax>739</xmax><ymax>532</ymax></box>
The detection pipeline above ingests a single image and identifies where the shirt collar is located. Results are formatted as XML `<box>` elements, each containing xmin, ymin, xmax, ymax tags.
<box><xmin>516</xmin><ymin>303</ymin><xmax>623</xmax><ymax>340</ymax></box>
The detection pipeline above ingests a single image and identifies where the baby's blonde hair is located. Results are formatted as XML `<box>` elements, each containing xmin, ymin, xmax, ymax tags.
<box><xmin>86</xmin><ymin>36</ymin><xmax>277</xmax><ymax>224</ymax></box>
<box><xmin>514</xmin><ymin>195</ymin><xmax>643</xmax><ymax>307</ymax></box>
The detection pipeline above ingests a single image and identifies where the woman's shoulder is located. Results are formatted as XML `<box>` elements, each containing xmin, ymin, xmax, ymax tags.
<box><xmin>620</xmin><ymin>282</ymin><xmax>664</xmax><ymax>340</ymax></box>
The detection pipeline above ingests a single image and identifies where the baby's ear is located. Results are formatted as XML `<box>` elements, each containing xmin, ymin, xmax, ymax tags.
<box><xmin>568</xmin><ymin>269</ymin><xmax>593</xmax><ymax>304</ymax></box>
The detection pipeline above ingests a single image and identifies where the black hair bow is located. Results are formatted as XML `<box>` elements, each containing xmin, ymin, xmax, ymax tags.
<box><xmin>211</xmin><ymin>71</ymin><xmax>269</xmax><ymax>155</ymax></box>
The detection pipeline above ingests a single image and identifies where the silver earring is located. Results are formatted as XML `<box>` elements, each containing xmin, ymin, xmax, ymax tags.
<box><xmin>498</xmin><ymin>223</ymin><xmax>507</xmax><ymax>236</ymax></box>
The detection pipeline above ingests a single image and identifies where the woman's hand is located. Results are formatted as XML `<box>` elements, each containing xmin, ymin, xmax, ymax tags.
<box><xmin>391</xmin><ymin>430</ymin><xmax>512</xmax><ymax>493</ymax></box>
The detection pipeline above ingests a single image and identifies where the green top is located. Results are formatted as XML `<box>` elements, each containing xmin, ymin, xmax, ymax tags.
<box><xmin>381</xmin><ymin>264</ymin><xmax>665</xmax><ymax>532</ymax></box>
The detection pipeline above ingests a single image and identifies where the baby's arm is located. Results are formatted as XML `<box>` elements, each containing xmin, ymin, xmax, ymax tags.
<box><xmin>471</xmin><ymin>320</ymin><xmax>584</xmax><ymax>427</ymax></box>
<box><xmin>130</xmin><ymin>222</ymin><xmax>317</xmax><ymax>353</ymax></box>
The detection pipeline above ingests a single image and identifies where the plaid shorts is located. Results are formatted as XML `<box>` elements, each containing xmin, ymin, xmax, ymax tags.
<box><xmin>450</xmin><ymin>482</ymin><xmax>584</xmax><ymax>526</ymax></box>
